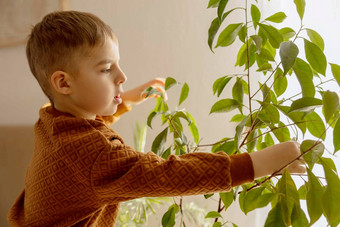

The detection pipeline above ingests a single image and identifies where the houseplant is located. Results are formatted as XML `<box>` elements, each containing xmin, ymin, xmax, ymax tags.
<box><xmin>119</xmin><ymin>0</ymin><xmax>340</xmax><ymax>226</ymax></box>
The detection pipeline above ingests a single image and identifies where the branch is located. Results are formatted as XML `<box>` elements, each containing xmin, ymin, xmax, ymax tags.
<box><xmin>245</xmin><ymin>0</ymin><xmax>253</xmax><ymax>125</ymax></box>
<box><xmin>214</xmin><ymin>197</ymin><xmax>223</xmax><ymax>223</ymax></box>
<box><xmin>179</xmin><ymin>197</ymin><xmax>187</xmax><ymax>227</ymax></box>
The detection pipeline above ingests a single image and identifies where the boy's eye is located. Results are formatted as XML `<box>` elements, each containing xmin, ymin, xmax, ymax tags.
<box><xmin>101</xmin><ymin>68</ymin><xmax>112</xmax><ymax>73</ymax></box>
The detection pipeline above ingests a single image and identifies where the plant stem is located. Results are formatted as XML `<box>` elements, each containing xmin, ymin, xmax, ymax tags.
<box><xmin>240</xmin><ymin>111</ymin><xmax>340</xmax><ymax>194</ymax></box>
<box><xmin>243</xmin><ymin>120</ymin><xmax>321</xmax><ymax>146</ymax></box>
<box><xmin>214</xmin><ymin>197</ymin><xmax>223</xmax><ymax>223</ymax></box>
<box><xmin>245</xmin><ymin>0</ymin><xmax>253</xmax><ymax>125</ymax></box>
<box><xmin>179</xmin><ymin>197</ymin><xmax>186</xmax><ymax>227</ymax></box>
<box><xmin>196</xmin><ymin>137</ymin><xmax>233</xmax><ymax>148</ymax></box>
<box><xmin>279</xmin><ymin>78</ymin><xmax>336</xmax><ymax>105</ymax></box>
<box><xmin>245</xmin><ymin>140</ymin><xmax>322</xmax><ymax>192</ymax></box>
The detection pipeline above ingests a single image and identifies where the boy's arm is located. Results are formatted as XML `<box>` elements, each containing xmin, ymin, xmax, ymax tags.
<box><xmin>121</xmin><ymin>78</ymin><xmax>166</xmax><ymax>105</ymax></box>
<box><xmin>249</xmin><ymin>141</ymin><xmax>306</xmax><ymax>179</ymax></box>
<box><xmin>91</xmin><ymin>143</ymin><xmax>254</xmax><ymax>200</ymax></box>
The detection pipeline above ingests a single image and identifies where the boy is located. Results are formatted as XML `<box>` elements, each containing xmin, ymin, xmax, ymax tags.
<box><xmin>8</xmin><ymin>11</ymin><xmax>305</xmax><ymax>226</ymax></box>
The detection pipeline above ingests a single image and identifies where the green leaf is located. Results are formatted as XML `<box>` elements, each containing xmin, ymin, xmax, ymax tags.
<box><xmin>258</xmin><ymin>23</ymin><xmax>283</xmax><ymax>49</ymax></box>
<box><xmin>330</xmin><ymin>63</ymin><xmax>340</xmax><ymax>87</ymax></box>
<box><xmin>270</xmin><ymin>122</ymin><xmax>290</xmax><ymax>143</ymax></box>
<box><xmin>208</xmin><ymin>9</ymin><xmax>239</xmax><ymax>51</ymax></box>
<box><xmin>238</xmin><ymin>187</ymin><xmax>247</xmax><ymax>213</ymax></box>
<box><xmin>162</xmin><ymin>146</ymin><xmax>171</xmax><ymax>159</ymax></box>
<box><xmin>306</xmin><ymin>168</ymin><xmax>324</xmax><ymax>225</ymax></box>
<box><xmin>260</xmin><ymin>83</ymin><xmax>271</xmax><ymax>106</ymax></box>
<box><xmin>279</xmin><ymin>27</ymin><xmax>296</xmax><ymax>41</ymax></box>
<box><xmin>213</xmin><ymin>76</ymin><xmax>232</xmax><ymax>97</ymax></box>
<box><xmin>264</xmin><ymin>133</ymin><xmax>274</xmax><ymax>146</ymax></box>
<box><xmin>320</xmin><ymin>157</ymin><xmax>338</xmax><ymax>173</ymax></box>
<box><xmin>265</xmin><ymin>12</ymin><xmax>287</xmax><ymax>23</ymax></box>
<box><xmin>179</xmin><ymin>83</ymin><xmax>189</xmax><ymax>106</ymax></box>
<box><xmin>230</xmin><ymin>114</ymin><xmax>246</xmax><ymax>122</ymax></box>
<box><xmin>258</xmin><ymin>104</ymin><xmax>280</xmax><ymax>124</ymax></box>
<box><xmin>258</xmin><ymin>47</ymin><xmax>275</xmax><ymax>62</ymax></box>
<box><xmin>234</xmin><ymin>115</ymin><xmax>249</xmax><ymax>150</ymax></box>
<box><xmin>291</xmin><ymin>205</ymin><xmax>309</xmax><ymax>227</ymax></box>
<box><xmin>264</xmin><ymin>201</ymin><xmax>286</xmax><ymax>227</ymax></box>
<box><xmin>305</xmin><ymin>112</ymin><xmax>326</xmax><ymax>140</ymax></box>
<box><xmin>321</xmin><ymin>160</ymin><xmax>340</xmax><ymax>226</ymax></box>
<box><xmin>257</xmin><ymin>192</ymin><xmax>277</xmax><ymax>208</ymax></box>
<box><xmin>205</xmin><ymin>211</ymin><xmax>222</xmax><ymax>219</ymax></box>
<box><xmin>204</xmin><ymin>193</ymin><xmax>214</xmax><ymax>199</ymax></box>
<box><xmin>246</xmin><ymin>129</ymin><xmax>258</xmax><ymax>152</ymax></box>
<box><xmin>133</xmin><ymin>122</ymin><xmax>147</xmax><ymax>152</ymax></box>
<box><xmin>238</xmin><ymin>24</ymin><xmax>247</xmax><ymax>43</ymax></box>
<box><xmin>208</xmin><ymin>18</ymin><xmax>222</xmax><ymax>52</ymax></box>
<box><xmin>278</xmin><ymin>169</ymin><xmax>300</xmax><ymax>225</ymax></box>
<box><xmin>251</xmin><ymin>35</ymin><xmax>262</xmax><ymax>52</ymax></box>
<box><xmin>293</xmin><ymin>58</ymin><xmax>315</xmax><ymax>97</ymax></box>
<box><xmin>306</xmin><ymin>28</ymin><xmax>324</xmax><ymax>51</ymax></box>
<box><xmin>294</xmin><ymin>0</ymin><xmax>306</xmax><ymax>20</ymax></box>
<box><xmin>210</xmin><ymin>99</ymin><xmax>239</xmax><ymax>114</ymax></box>
<box><xmin>213</xmin><ymin>222</ymin><xmax>222</xmax><ymax>227</ymax></box>
<box><xmin>322</xmin><ymin>90</ymin><xmax>339</xmax><ymax>123</ymax></box>
<box><xmin>217</xmin><ymin>0</ymin><xmax>229</xmax><ymax>22</ymax></box>
<box><xmin>147</xmin><ymin>111</ymin><xmax>157</xmax><ymax>128</ymax></box>
<box><xmin>241</xmin><ymin>79</ymin><xmax>249</xmax><ymax>95</ymax></box>
<box><xmin>219</xmin><ymin>190</ymin><xmax>234</xmax><ymax>211</ymax></box>
<box><xmin>216</xmin><ymin>23</ymin><xmax>243</xmax><ymax>47</ymax></box>
<box><xmin>298</xmin><ymin>184</ymin><xmax>307</xmax><ymax>200</ymax></box>
<box><xmin>151</xmin><ymin>127</ymin><xmax>168</xmax><ymax>155</ymax></box>
<box><xmin>274</xmin><ymin>68</ymin><xmax>287</xmax><ymax>97</ymax></box>
<box><xmin>162</xmin><ymin>204</ymin><xmax>179</xmax><ymax>227</ymax></box>
<box><xmin>243</xmin><ymin>187</ymin><xmax>265</xmax><ymax>214</ymax></box>
<box><xmin>304</xmin><ymin>39</ymin><xmax>327</xmax><ymax>75</ymax></box>
<box><xmin>334</xmin><ymin>118</ymin><xmax>340</xmax><ymax>154</ymax></box>
<box><xmin>279</xmin><ymin>41</ymin><xmax>299</xmax><ymax>74</ymax></box>
<box><xmin>207</xmin><ymin>0</ymin><xmax>220</xmax><ymax>8</ymax></box>
<box><xmin>289</xmin><ymin>97</ymin><xmax>322</xmax><ymax>113</ymax></box>
<box><xmin>186</xmin><ymin>112</ymin><xmax>200</xmax><ymax>144</ymax></box>
<box><xmin>143</xmin><ymin>86</ymin><xmax>164</xmax><ymax>99</ymax></box>
<box><xmin>301</xmin><ymin>140</ymin><xmax>325</xmax><ymax>169</ymax></box>
<box><xmin>235</xmin><ymin>42</ymin><xmax>247</xmax><ymax>67</ymax></box>
<box><xmin>256</xmin><ymin>63</ymin><xmax>273</xmax><ymax>72</ymax></box>
<box><xmin>287</xmin><ymin>113</ymin><xmax>306</xmax><ymax>135</ymax></box>
<box><xmin>232</xmin><ymin>78</ymin><xmax>244</xmax><ymax>105</ymax></box>
<box><xmin>251</xmin><ymin>4</ymin><xmax>261</xmax><ymax>28</ymax></box>
<box><xmin>173</xmin><ymin>111</ymin><xmax>192</xmax><ymax>126</ymax></box>
<box><xmin>214</xmin><ymin>141</ymin><xmax>235</xmax><ymax>155</ymax></box>
<box><xmin>165</xmin><ymin>77</ymin><xmax>177</xmax><ymax>90</ymax></box>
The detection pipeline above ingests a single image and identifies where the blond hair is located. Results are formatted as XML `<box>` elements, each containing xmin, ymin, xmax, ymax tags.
<box><xmin>26</xmin><ymin>11</ymin><xmax>117</xmax><ymax>104</ymax></box>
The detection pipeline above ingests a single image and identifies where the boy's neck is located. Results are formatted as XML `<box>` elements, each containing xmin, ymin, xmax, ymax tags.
<box><xmin>53</xmin><ymin>101</ymin><xmax>96</xmax><ymax>120</ymax></box>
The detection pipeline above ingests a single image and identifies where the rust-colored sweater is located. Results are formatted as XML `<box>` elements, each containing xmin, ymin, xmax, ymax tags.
<box><xmin>8</xmin><ymin>104</ymin><xmax>254</xmax><ymax>226</ymax></box>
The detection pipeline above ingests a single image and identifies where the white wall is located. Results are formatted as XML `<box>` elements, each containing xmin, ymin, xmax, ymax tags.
<box><xmin>1</xmin><ymin>0</ymin><xmax>340</xmax><ymax>226</ymax></box>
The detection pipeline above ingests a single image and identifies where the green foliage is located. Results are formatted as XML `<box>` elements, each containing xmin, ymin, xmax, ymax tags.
<box><xmin>120</xmin><ymin>0</ymin><xmax>340</xmax><ymax>226</ymax></box>
<box><xmin>162</xmin><ymin>204</ymin><xmax>180</xmax><ymax>227</ymax></box>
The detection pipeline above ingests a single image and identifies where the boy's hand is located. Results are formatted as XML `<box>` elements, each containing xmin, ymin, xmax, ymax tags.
<box><xmin>249</xmin><ymin>141</ymin><xmax>306</xmax><ymax>179</ymax></box>
<box><xmin>121</xmin><ymin>78</ymin><xmax>167</xmax><ymax>105</ymax></box>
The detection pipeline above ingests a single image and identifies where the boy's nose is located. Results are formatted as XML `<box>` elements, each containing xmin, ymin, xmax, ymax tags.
<box><xmin>115</xmin><ymin>69</ymin><xmax>127</xmax><ymax>85</ymax></box>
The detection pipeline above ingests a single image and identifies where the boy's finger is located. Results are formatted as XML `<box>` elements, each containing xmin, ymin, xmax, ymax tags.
<box><xmin>155</xmin><ymin>86</ymin><xmax>167</xmax><ymax>100</ymax></box>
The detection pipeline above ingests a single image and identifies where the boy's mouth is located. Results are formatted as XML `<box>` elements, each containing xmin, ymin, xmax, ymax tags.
<box><xmin>114</xmin><ymin>95</ymin><xmax>122</xmax><ymax>104</ymax></box>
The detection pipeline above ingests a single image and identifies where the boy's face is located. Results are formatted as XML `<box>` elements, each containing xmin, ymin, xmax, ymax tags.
<box><xmin>68</xmin><ymin>38</ymin><xmax>127</xmax><ymax>119</ymax></box>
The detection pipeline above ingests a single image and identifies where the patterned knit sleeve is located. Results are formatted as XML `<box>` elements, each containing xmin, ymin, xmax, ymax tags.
<box><xmin>90</xmin><ymin>142</ymin><xmax>254</xmax><ymax>202</ymax></box>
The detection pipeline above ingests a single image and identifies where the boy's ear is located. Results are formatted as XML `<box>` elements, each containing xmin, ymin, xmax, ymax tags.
<box><xmin>50</xmin><ymin>71</ymin><xmax>72</xmax><ymax>95</ymax></box>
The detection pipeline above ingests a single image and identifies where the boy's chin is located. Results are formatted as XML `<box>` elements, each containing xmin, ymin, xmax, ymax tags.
<box><xmin>101</xmin><ymin>107</ymin><xmax>117</xmax><ymax>116</ymax></box>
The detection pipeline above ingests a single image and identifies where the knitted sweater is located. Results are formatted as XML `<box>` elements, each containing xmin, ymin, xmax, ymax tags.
<box><xmin>8</xmin><ymin>104</ymin><xmax>254</xmax><ymax>226</ymax></box>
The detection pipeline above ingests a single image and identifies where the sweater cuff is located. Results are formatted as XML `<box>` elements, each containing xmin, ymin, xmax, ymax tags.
<box><xmin>230</xmin><ymin>153</ymin><xmax>254</xmax><ymax>187</ymax></box>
